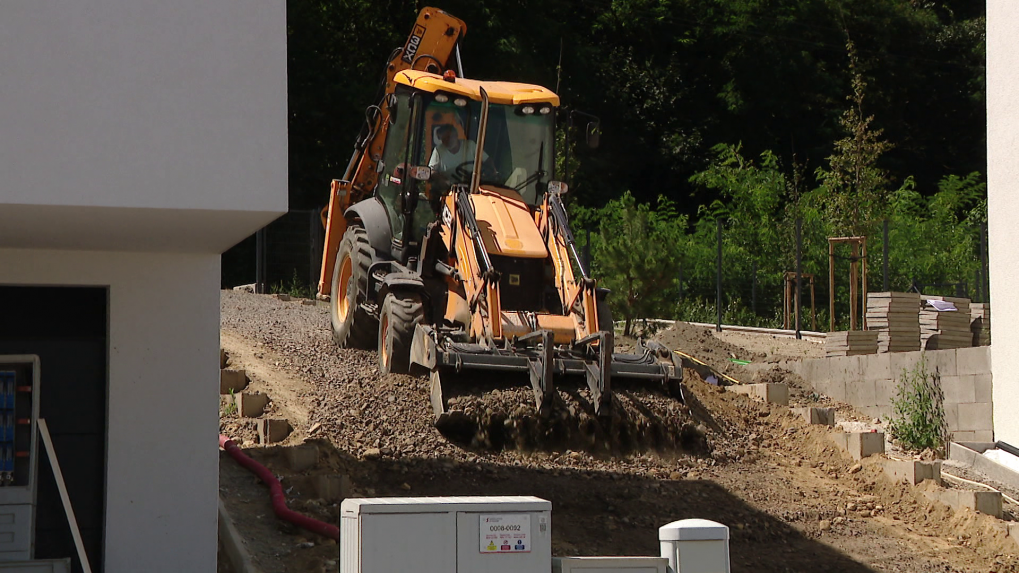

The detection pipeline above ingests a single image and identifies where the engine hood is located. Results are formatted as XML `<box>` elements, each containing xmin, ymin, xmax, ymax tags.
<box><xmin>472</xmin><ymin>187</ymin><xmax>547</xmax><ymax>258</ymax></box>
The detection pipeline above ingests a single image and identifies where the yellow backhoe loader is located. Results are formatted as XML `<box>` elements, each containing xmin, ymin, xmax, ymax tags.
<box><xmin>317</xmin><ymin>7</ymin><xmax>682</xmax><ymax>424</ymax></box>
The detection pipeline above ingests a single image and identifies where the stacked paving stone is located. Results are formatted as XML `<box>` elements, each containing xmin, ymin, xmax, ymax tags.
<box><xmin>865</xmin><ymin>292</ymin><xmax>920</xmax><ymax>353</ymax></box>
<box><xmin>920</xmin><ymin>295</ymin><xmax>972</xmax><ymax>350</ymax></box>
<box><xmin>825</xmin><ymin>330</ymin><xmax>878</xmax><ymax>357</ymax></box>
<box><xmin>970</xmin><ymin>303</ymin><xmax>990</xmax><ymax>346</ymax></box>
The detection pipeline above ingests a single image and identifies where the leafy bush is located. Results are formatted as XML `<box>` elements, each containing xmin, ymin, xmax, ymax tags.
<box><xmin>888</xmin><ymin>355</ymin><xmax>950</xmax><ymax>453</ymax></box>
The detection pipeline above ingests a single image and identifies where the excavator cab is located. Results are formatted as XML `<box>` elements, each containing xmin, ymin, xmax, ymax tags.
<box><xmin>375</xmin><ymin>77</ymin><xmax>557</xmax><ymax>264</ymax></box>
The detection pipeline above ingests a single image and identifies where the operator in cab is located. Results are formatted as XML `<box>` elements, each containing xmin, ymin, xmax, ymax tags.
<box><xmin>428</xmin><ymin>124</ymin><xmax>489</xmax><ymax>186</ymax></box>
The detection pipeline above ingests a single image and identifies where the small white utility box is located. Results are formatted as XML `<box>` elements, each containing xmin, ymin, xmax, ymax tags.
<box><xmin>554</xmin><ymin>556</ymin><xmax>668</xmax><ymax>572</ymax></box>
<box><xmin>341</xmin><ymin>496</ymin><xmax>552</xmax><ymax>573</ymax></box>
<box><xmin>659</xmin><ymin>519</ymin><xmax>730</xmax><ymax>573</ymax></box>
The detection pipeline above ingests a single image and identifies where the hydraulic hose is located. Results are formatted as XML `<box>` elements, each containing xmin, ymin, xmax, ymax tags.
<box><xmin>218</xmin><ymin>435</ymin><xmax>340</xmax><ymax>541</ymax></box>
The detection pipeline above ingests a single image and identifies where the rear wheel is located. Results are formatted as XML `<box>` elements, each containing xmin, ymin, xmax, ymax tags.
<box><xmin>330</xmin><ymin>226</ymin><xmax>377</xmax><ymax>349</ymax></box>
<box><xmin>378</xmin><ymin>291</ymin><xmax>424</xmax><ymax>375</ymax></box>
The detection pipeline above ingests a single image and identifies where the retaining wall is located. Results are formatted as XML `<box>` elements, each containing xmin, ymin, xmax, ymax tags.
<box><xmin>780</xmin><ymin>346</ymin><xmax>993</xmax><ymax>442</ymax></box>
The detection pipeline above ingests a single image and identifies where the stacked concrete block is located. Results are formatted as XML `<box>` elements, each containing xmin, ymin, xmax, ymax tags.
<box><xmin>825</xmin><ymin>330</ymin><xmax>878</xmax><ymax>357</ymax></box>
<box><xmin>729</xmin><ymin>383</ymin><xmax>789</xmax><ymax>406</ymax></box>
<box><xmin>258</xmin><ymin>418</ymin><xmax>291</xmax><ymax>444</ymax></box>
<box><xmin>921</xmin><ymin>488</ymin><xmax>1002</xmax><ymax>518</ymax></box>
<box><xmin>830</xmin><ymin>431</ymin><xmax>885</xmax><ymax>460</ymax></box>
<box><xmin>883</xmin><ymin>460</ymin><xmax>941</xmax><ymax>485</ymax></box>
<box><xmin>792</xmin><ymin>407</ymin><xmax>836</xmax><ymax>426</ymax></box>
<box><xmin>220</xmin><ymin>369</ymin><xmax>248</xmax><ymax>394</ymax></box>
<box><xmin>235</xmin><ymin>391</ymin><xmax>270</xmax><ymax>418</ymax></box>
<box><xmin>866</xmin><ymin>292</ymin><xmax>920</xmax><ymax>353</ymax></box>
<box><xmin>783</xmin><ymin>347</ymin><xmax>992</xmax><ymax>441</ymax></box>
<box><xmin>970</xmin><ymin>303</ymin><xmax>990</xmax><ymax>346</ymax></box>
<box><xmin>920</xmin><ymin>295</ymin><xmax>972</xmax><ymax>350</ymax></box>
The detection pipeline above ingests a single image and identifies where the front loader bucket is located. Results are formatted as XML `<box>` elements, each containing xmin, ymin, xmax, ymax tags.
<box><xmin>414</xmin><ymin>325</ymin><xmax>683</xmax><ymax>425</ymax></box>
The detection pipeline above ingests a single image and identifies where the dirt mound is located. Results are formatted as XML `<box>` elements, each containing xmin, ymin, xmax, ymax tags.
<box><xmin>438</xmin><ymin>385</ymin><xmax>709</xmax><ymax>455</ymax></box>
<box><xmin>648</xmin><ymin>322</ymin><xmax>764</xmax><ymax>380</ymax></box>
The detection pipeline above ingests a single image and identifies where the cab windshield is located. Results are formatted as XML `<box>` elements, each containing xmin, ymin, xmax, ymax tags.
<box><xmin>422</xmin><ymin>98</ymin><xmax>555</xmax><ymax>205</ymax></box>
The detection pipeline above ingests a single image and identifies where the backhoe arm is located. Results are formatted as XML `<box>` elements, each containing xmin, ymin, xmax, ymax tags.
<box><xmin>318</xmin><ymin>8</ymin><xmax>467</xmax><ymax>297</ymax></box>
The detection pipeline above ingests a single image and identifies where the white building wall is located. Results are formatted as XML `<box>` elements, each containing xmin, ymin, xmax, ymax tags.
<box><xmin>0</xmin><ymin>248</ymin><xmax>220</xmax><ymax>573</ymax></box>
<box><xmin>0</xmin><ymin>1</ymin><xmax>287</xmax><ymax>252</ymax></box>
<box><xmin>988</xmin><ymin>1</ymin><xmax>1017</xmax><ymax>444</ymax></box>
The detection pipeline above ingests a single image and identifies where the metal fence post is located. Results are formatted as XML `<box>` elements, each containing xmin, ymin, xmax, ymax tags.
<box><xmin>795</xmin><ymin>218</ymin><xmax>802</xmax><ymax>340</ymax></box>
<box><xmin>752</xmin><ymin>261</ymin><xmax>757</xmax><ymax>315</ymax></box>
<box><xmin>882</xmin><ymin>219</ymin><xmax>889</xmax><ymax>292</ymax></box>
<box><xmin>716</xmin><ymin>219</ymin><xmax>722</xmax><ymax>332</ymax></box>
<box><xmin>678</xmin><ymin>260</ymin><xmax>684</xmax><ymax>302</ymax></box>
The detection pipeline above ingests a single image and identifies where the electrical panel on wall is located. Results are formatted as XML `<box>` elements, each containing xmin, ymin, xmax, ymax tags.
<box><xmin>0</xmin><ymin>356</ymin><xmax>41</xmax><ymax>561</ymax></box>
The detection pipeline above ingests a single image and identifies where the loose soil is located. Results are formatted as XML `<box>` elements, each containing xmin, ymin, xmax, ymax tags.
<box><xmin>218</xmin><ymin>291</ymin><xmax>1019</xmax><ymax>572</ymax></box>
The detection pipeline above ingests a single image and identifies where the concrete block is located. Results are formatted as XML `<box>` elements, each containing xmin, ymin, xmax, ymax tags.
<box><xmin>220</xmin><ymin>369</ymin><xmax>247</xmax><ymax>394</ymax></box>
<box><xmin>257</xmin><ymin>418</ymin><xmax>290</xmax><ymax>444</ymax></box>
<box><xmin>962</xmin><ymin>490</ymin><xmax>1003</xmax><ymax>518</ymax></box>
<box><xmin>285</xmin><ymin>444</ymin><xmax>319</xmax><ymax>472</ymax></box>
<box><xmin>273</xmin><ymin>293</ymin><xmax>291</xmax><ymax>301</ymax></box>
<box><xmin>876</xmin><ymin>405</ymin><xmax>894</xmax><ymax>421</ymax></box>
<box><xmin>889</xmin><ymin>350</ymin><xmax>922</xmax><ymax>381</ymax></box>
<box><xmin>729</xmin><ymin>383</ymin><xmax>789</xmax><ymax>406</ymax></box>
<box><xmin>941</xmin><ymin>375</ymin><xmax>975</xmax><ymax>405</ymax></box>
<box><xmin>922</xmin><ymin>488</ymin><xmax>1001</xmax><ymax>518</ymax></box>
<box><xmin>875</xmin><ymin>378</ymin><xmax>897</xmax><ymax>405</ymax></box>
<box><xmin>971</xmin><ymin>374</ymin><xmax>993</xmax><ymax>404</ymax></box>
<box><xmin>313</xmin><ymin>474</ymin><xmax>352</xmax><ymax>501</ymax></box>
<box><xmin>863</xmin><ymin>353</ymin><xmax>892</xmax><ymax>381</ymax></box>
<box><xmin>958</xmin><ymin>402</ymin><xmax>994</xmax><ymax>432</ymax></box>
<box><xmin>235</xmin><ymin>392</ymin><xmax>270</xmax><ymax>418</ymax></box>
<box><xmin>883</xmin><ymin>460</ymin><xmax>941</xmax><ymax>485</ymax></box>
<box><xmin>929</xmin><ymin>349</ymin><xmax>958</xmax><ymax>378</ymax></box>
<box><xmin>792</xmin><ymin>407</ymin><xmax>836</xmax><ymax>426</ymax></box>
<box><xmin>972</xmin><ymin>430</ymin><xmax>995</xmax><ymax>442</ymax></box>
<box><xmin>956</xmin><ymin>346</ymin><xmax>990</xmax><ymax>376</ymax></box>
<box><xmin>830</xmin><ymin>431</ymin><xmax>885</xmax><ymax>460</ymax></box>
<box><xmin>952</xmin><ymin>431</ymin><xmax>976</xmax><ymax>442</ymax></box>
<box><xmin>808</xmin><ymin>358</ymin><xmax>830</xmax><ymax>382</ymax></box>
<box><xmin>850</xmin><ymin>378</ymin><xmax>878</xmax><ymax>408</ymax></box>
<box><xmin>945</xmin><ymin>403</ymin><xmax>960</xmax><ymax>431</ymax></box>
<box><xmin>817</xmin><ymin>378</ymin><xmax>847</xmax><ymax>403</ymax></box>
<box><xmin>828</xmin><ymin>355</ymin><xmax>863</xmax><ymax>383</ymax></box>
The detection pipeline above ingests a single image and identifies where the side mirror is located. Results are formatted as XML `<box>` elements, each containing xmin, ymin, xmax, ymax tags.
<box><xmin>548</xmin><ymin>181</ymin><xmax>569</xmax><ymax>195</ymax></box>
<box><xmin>586</xmin><ymin>121</ymin><xmax>601</xmax><ymax>149</ymax></box>
<box><xmin>408</xmin><ymin>165</ymin><xmax>432</xmax><ymax>181</ymax></box>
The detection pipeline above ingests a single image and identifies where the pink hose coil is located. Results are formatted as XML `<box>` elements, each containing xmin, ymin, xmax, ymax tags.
<box><xmin>219</xmin><ymin>434</ymin><xmax>340</xmax><ymax>541</ymax></box>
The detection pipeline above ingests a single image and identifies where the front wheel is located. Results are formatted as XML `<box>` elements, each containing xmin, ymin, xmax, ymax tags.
<box><xmin>330</xmin><ymin>226</ymin><xmax>377</xmax><ymax>349</ymax></box>
<box><xmin>378</xmin><ymin>291</ymin><xmax>425</xmax><ymax>375</ymax></box>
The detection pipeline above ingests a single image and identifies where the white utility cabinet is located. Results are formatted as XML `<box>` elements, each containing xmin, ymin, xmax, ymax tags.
<box><xmin>554</xmin><ymin>556</ymin><xmax>668</xmax><ymax>572</ymax></box>
<box><xmin>341</xmin><ymin>496</ymin><xmax>552</xmax><ymax>573</ymax></box>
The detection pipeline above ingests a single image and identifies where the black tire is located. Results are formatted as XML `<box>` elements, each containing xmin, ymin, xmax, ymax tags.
<box><xmin>330</xmin><ymin>226</ymin><xmax>377</xmax><ymax>349</ymax></box>
<box><xmin>378</xmin><ymin>291</ymin><xmax>425</xmax><ymax>375</ymax></box>
<box><xmin>596</xmin><ymin>296</ymin><xmax>615</xmax><ymax>333</ymax></box>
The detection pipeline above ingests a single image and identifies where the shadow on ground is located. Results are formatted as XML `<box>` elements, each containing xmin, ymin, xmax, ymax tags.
<box><xmin>220</xmin><ymin>438</ymin><xmax>879</xmax><ymax>573</ymax></box>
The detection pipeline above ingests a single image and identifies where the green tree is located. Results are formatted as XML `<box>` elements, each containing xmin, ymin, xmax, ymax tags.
<box><xmin>576</xmin><ymin>192</ymin><xmax>687</xmax><ymax>335</ymax></box>
<box><xmin>815</xmin><ymin>39</ymin><xmax>894</xmax><ymax>237</ymax></box>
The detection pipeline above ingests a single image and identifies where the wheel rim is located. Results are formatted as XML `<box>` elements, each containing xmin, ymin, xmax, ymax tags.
<box><xmin>336</xmin><ymin>255</ymin><xmax>353</xmax><ymax>322</ymax></box>
<box><xmin>380</xmin><ymin>313</ymin><xmax>391</xmax><ymax>368</ymax></box>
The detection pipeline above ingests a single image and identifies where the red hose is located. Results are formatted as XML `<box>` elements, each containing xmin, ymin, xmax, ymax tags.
<box><xmin>219</xmin><ymin>434</ymin><xmax>340</xmax><ymax>541</ymax></box>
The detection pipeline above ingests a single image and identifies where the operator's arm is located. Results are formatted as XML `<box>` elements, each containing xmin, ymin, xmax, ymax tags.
<box><xmin>428</xmin><ymin>147</ymin><xmax>441</xmax><ymax>172</ymax></box>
